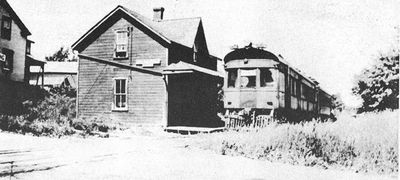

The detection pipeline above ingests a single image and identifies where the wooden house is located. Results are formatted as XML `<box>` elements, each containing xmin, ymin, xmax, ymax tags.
<box><xmin>0</xmin><ymin>0</ymin><xmax>44</xmax><ymax>114</ymax></box>
<box><xmin>72</xmin><ymin>6</ymin><xmax>223</xmax><ymax>127</ymax></box>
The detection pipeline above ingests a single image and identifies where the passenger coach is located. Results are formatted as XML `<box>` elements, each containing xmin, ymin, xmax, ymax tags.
<box><xmin>223</xmin><ymin>44</ymin><xmax>333</xmax><ymax>122</ymax></box>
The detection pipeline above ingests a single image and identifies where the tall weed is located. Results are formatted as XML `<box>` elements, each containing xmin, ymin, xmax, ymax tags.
<box><xmin>192</xmin><ymin>110</ymin><xmax>398</xmax><ymax>175</ymax></box>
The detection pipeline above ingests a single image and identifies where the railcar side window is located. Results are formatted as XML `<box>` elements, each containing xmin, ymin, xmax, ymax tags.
<box><xmin>290</xmin><ymin>77</ymin><xmax>297</xmax><ymax>96</ymax></box>
<box><xmin>240</xmin><ymin>69</ymin><xmax>256</xmax><ymax>88</ymax></box>
<box><xmin>260</xmin><ymin>68</ymin><xmax>274</xmax><ymax>87</ymax></box>
<box><xmin>227</xmin><ymin>69</ymin><xmax>237</xmax><ymax>88</ymax></box>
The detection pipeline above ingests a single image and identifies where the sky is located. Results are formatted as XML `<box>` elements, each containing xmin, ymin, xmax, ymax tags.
<box><xmin>8</xmin><ymin>0</ymin><xmax>400</xmax><ymax>107</ymax></box>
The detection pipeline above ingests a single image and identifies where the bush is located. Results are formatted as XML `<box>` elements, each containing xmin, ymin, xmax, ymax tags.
<box><xmin>71</xmin><ymin>116</ymin><xmax>125</xmax><ymax>136</ymax></box>
<box><xmin>191</xmin><ymin>110</ymin><xmax>398</xmax><ymax>175</ymax></box>
<box><xmin>0</xmin><ymin>92</ymin><xmax>121</xmax><ymax>137</ymax></box>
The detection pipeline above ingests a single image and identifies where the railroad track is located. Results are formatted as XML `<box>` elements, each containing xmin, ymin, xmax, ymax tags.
<box><xmin>0</xmin><ymin>147</ymin><xmax>120</xmax><ymax>178</ymax></box>
<box><xmin>0</xmin><ymin>148</ymin><xmax>65</xmax><ymax>178</ymax></box>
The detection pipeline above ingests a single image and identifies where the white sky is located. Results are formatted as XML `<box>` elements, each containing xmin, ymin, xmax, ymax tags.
<box><xmin>9</xmin><ymin>0</ymin><xmax>400</xmax><ymax>107</ymax></box>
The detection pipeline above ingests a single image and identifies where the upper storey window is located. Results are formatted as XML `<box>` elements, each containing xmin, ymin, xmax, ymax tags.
<box><xmin>115</xmin><ymin>30</ymin><xmax>128</xmax><ymax>58</ymax></box>
<box><xmin>1</xmin><ymin>16</ymin><xmax>12</xmax><ymax>40</ymax></box>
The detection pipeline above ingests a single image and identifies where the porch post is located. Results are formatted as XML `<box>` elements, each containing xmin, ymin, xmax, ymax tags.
<box><xmin>162</xmin><ymin>74</ymin><xmax>168</xmax><ymax>127</ymax></box>
<box><xmin>41</xmin><ymin>65</ymin><xmax>44</xmax><ymax>88</ymax></box>
<box><xmin>35</xmin><ymin>66</ymin><xmax>40</xmax><ymax>86</ymax></box>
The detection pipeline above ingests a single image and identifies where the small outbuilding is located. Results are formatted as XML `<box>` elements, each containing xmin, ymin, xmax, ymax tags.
<box><xmin>30</xmin><ymin>61</ymin><xmax>78</xmax><ymax>89</ymax></box>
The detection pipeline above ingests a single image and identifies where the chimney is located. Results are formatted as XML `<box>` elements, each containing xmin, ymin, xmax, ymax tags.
<box><xmin>153</xmin><ymin>7</ymin><xmax>164</xmax><ymax>21</ymax></box>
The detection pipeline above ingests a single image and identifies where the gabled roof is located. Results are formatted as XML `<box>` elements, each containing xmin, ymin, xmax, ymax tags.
<box><xmin>0</xmin><ymin>0</ymin><xmax>31</xmax><ymax>36</ymax></box>
<box><xmin>72</xmin><ymin>5</ymin><xmax>202</xmax><ymax>51</ymax></box>
<box><xmin>163</xmin><ymin>61</ymin><xmax>223</xmax><ymax>78</ymax></box>
<box><xmin>150</xmin><ymin>18</ymin><xmax>201</xmax><ymax>48</ymax></box>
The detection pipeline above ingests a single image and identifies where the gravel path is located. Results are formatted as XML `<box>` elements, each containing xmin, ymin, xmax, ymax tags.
<box><xmin>0</xmin><ymin>131</ymin><xmax>396</xmax><ymax>180</ymax></box>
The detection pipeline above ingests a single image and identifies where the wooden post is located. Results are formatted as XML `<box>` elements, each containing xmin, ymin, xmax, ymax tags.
<box><xmin>41</xmin><ymin>65</ymin><xmax>44</xmax><ymax>88</ymax></box>
<box><xmin>35</xmin><ymin>66</ymin><xmax>40</xmax><ymax>86</ymax></box>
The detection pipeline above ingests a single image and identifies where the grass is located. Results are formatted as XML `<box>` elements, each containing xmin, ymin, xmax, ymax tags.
<box><xmin>189</xmin><ymin>110</ymin><xmax>398</xmax><ymax>176</ymax></box>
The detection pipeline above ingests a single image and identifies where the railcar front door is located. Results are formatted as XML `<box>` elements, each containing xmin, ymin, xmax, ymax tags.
<box><xmin>239</xmin><ymin>69</ymin><xmax>257</xmax><ymax>108</ymax></box>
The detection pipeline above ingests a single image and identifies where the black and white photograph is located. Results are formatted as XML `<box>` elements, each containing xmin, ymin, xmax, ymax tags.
<box><xmin>0</xmin><ymin>0</ymin><xmax>399</xmax><ymax>179</ymax></box>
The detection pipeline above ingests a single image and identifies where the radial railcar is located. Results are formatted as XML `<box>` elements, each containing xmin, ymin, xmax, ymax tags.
<box><xmin>223</xmin><ymin>44</ymin><xmax>333</xmax><ymax>122</ymax></box>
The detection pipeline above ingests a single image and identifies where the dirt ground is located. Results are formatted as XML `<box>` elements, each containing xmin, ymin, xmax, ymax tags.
<box><xmin>0</xmin><ymin>129</ymin><xmax>396</xmax><ymax>180</ymax></box>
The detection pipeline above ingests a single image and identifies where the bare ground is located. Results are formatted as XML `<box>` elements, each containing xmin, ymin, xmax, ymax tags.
<box><xmin>0</xmin><ymin>130</ymin><xmax>396</xmax><ymax>180</ymax></box>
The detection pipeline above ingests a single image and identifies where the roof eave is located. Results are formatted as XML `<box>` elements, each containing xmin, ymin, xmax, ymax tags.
<box><xmin>72</xmin><ymin>6</ymin><xmax>171</xmax><ymax>51</ymax></box>
<box><xmin>1</xmin><ymin>0</ymin><xmax>31</xmax><ymax>36</ymax></box>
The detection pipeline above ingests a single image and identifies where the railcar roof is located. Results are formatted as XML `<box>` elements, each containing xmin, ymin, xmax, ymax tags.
<box><xmin>224</xmin><ymin>46</ymin><xmax>279</xmax><ymax>63</ymax></box>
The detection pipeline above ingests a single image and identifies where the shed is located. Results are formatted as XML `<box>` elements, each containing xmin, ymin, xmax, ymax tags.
<box><xmin>164</xmin><ymin>61</ymin><xmax>223</xmax><ymax>127</ymax></box>
<box><xmin>30</xmin><ymin>62</ymin><xmax>78</xmax><ymax>89</ymax></box>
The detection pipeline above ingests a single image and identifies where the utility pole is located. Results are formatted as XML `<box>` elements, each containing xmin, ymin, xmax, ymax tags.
<box><xmin>395</xmin><ymin>26</ymin><xmax>400</xmax><ymax>54</ymax></box>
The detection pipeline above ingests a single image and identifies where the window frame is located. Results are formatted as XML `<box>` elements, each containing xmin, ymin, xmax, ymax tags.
<box><xmin>26</xmin><ymin>41</ymin><xmax>31</xmax><ymax>55</ymax></box>
<box><xmin>112</xmin><ymin>77</ymin><xmax>128</xmax><ymax>111</ymax></box>
<box><xmin>227</xmin><ymin>68</ymin><xmax>238</xmax><ymax>88</ymax></box>
<box><xmin>239</xmin><ymin>68</ymin><xmax>257</xmax><ymax>89</ymax></box>
<box><xmin>1</xmin><ymin>16</ymin><xmax>11</xmax><ymax>40</ymax></box>
<box><xmin>114</xmin><ymin>30</ymin><xmax>129</xmax><ymax>59</ymax></box>
<box><xmin>259</xmin><ymin>68</ymin><xmax>275</xmax><ymax>88</ymax></box>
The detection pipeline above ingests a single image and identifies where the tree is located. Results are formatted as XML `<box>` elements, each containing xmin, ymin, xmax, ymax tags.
<box><xmin>352</xmin><ymin>48</ymin><xmax>399</xmax><ymax>113</ymax></box>
<box><xmin>45</xmin><ymin>47</ymin><xmax>78</xmax><ymax>62</ymax></box>
<box><xmin>331</xmin><ymin>93</ymin><xmax>345</xmax><ymax>112</ymax></box>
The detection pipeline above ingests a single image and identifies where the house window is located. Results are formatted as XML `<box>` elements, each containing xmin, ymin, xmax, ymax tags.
<box><xmin>114</xmin><ymin>30</ymin><xmax>128</xmax><ymax>58</ymax></box>
<box><xmin>26</xmin><ymin>42</ymin><xmax>31</xmax><ymax>55</ymax></box>
<box><xmin>1</xmin><ymin>16</ymin><xmax>11</xmax><ymax>40</ymax></box>
<box><xmin>2</xmin><ymin>48</ymin><xmax>14</xmax><ymax>71</ymax></box>
<box><xmin>113</xmin><ymin>78</ymin><xmax>128</xmax><ymax>111</ymax></box>
<box><xmin>240</xmin><ymin>69</ymin><xmax>256</xmax><ymax>88</ymax></box>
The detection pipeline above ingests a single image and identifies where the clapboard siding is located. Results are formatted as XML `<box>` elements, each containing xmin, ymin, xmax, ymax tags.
<box><xmin>78</xmin><ymin>57</ymin><xmax>166</xmax><ymax>125</ymax></box>
<box><xmin>77</xmin><ymin>16</ymin><xmax>167</xmax><ymax>125</ymax></box>
<box><xmin>81</xmin><ymin>18</ymin><xmax>167</xmax><ymax>71</ymax></box>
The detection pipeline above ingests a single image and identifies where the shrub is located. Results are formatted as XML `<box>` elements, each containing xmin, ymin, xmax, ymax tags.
<box><xmin>22</xmin><ymin>93</ymin><xmax>76</xmax><ymax>122</ymax></box>
<box><xmin>71</xmin><ymin>116</ymin><xmax>125</xmax><ymax>135</ymax></box>
<box><xmin>191</xmin><ymin>110</ymin><xmax>398</xmax><ymax>176</ymax></box>
<box><xmin>0</xmin><ymin>92</ymin><xmax>122</xmax><ymax>137</ymax></box>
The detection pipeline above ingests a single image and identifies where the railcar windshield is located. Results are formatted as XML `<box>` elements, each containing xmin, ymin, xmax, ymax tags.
<box><xmin>227</xmin><ymin>69</ymin><xmax>238</xmax><ymax>88</ymax></box>
<box><xmin>240</xmin><ymin>69</ymin><xmax>256</xmax><ymax>88</ymax></box>
<box><xmin>260</xmin><ymin>68</ymin><xmax>274</xmax><ymax>87</ymax></box>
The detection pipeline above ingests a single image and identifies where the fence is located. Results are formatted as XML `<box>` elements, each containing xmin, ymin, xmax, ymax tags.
<box><xmin>224</xmin><ymin>115</ymin><xmax>273</xmax><ymax>129</ymax></box>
